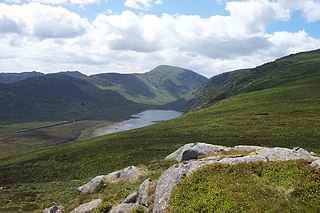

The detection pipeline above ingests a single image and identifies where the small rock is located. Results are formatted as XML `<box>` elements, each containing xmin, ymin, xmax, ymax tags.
<box><xmin>181</xmin><ymin>149</ymin><xmax>200</xmax><ymax>162</ymax></box>
<box><xmin>0</xmin><ymin>186</ymin><xmax>5</xmax><ymax>191</ymax></box>
<box><xmin>103</xmin><ymin>166</ymin><xmax>141</xmax><ymax>183</ymax></box>
<box><xmin>109</xmin><ymin>203</ymin><xmax>138</xmax><ymax>213</ymax></box>
<box><xmin>43</xmin><ymin>205</ymin><xmax>64</xmax><ymax>213</ymax></box>
<box><xmin>77</xmin><ymin>176</ymin><xmax>104</xmax><ymax>194</ymax></box>
<box><xmin>165</xmin><ymin>143</ymin><xmax>230</xmax><ymax>162</ymax></box>
<box><xmin>123</xmin><ymin>191</ymin><xmax>138</xmax><ymax>204</ymax></box>
<box><xmin>70</xmin><ymin>199</ymin><xmax>102</xmax><ymax>213</ymax></box>
<box><xmin>138</xmin><ymin>178</ymin><xmax>150</xmax><ymax>207</ymax></box>
<box><xmin>310</xmin><ymin>159</ymin><xmax>320</xmax><ymax>168</ymax></box>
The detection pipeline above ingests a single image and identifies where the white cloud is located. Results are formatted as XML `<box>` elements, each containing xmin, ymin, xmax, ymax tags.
<box><xmin>278</xmin><ymin>0</ymin><xmax>320</xmax><ymax>22</ymax></box>
<box><xmin>124</xmin><ymin>0</ymin><xmax>163</xmax><ymax>10</ymax></box>
<box><xmin>0</xmin><ymin>0</ymin><xmax>319</xmax><ymax>77</ymax></box>
<box><xmin>0</xmin><ymin>3</ymin><xmax>90</xmax><ymax>38</ymax></box>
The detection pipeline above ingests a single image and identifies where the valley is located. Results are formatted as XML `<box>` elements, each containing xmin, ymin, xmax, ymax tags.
<box><xmin>0</xmin><ymin>49</ymin><xmax>319</xmax><ymax>212</ymax></box>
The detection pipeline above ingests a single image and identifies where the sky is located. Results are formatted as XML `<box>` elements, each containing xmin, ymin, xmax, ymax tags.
<box><xmin>0</xmin><ymin>0</ymin><xmax>319</xmax><ymax>77</ymax></box>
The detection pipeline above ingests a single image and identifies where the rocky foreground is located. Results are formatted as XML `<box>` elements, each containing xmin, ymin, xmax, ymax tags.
<box><xmin>44</xmin><ymin>143</ymin><xmax>320</xmax><ymax>213</ymax></box>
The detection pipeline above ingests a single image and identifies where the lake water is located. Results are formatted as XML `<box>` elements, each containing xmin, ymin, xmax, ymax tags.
<box><xmin>92</xmin><ymin>110</ymin><xmax>183</xmax><ymax>137</ymax></box>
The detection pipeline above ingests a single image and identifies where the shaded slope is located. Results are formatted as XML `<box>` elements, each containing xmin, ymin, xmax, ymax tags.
<box><xmin>0</xmin><ymin>74</ymin><xmax>146</xmax><ymax>124</ymax></box>
<box><xmin>0</xmin><ymin>71</ymin><xmax>43</xmax><ymax>83</ymax></box>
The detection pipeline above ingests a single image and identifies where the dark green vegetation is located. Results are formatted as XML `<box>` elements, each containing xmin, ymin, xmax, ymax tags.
<box><xmin>88</xmin><ymin>65</ymin><xmax>207</xmax><ymax>104</ymax></box>
<box><xmin>169</xmin><ymin>161</ymin><xmax>320</xmax><ymax>213</ymax></box>
<box><xmin>0</xmin><ymin>73</ymin><xmax>147</xmax><ymax>124</ymax></box>
<box><xmin>0</xmin><ymin>65</ymin><xmax>205</xmax><ymax>124</ymax></box>
<box><xmin>0</xmin><ymin>50</ymin><xmax>319</xmax><ymax>212</ymax></box>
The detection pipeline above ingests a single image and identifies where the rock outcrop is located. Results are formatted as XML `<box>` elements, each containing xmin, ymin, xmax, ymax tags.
<box><xmin>77</xmin><ymin>166</ymin><xmax>141</xmax><ymax>194</ymax></box>
<box><xmin>43</xmin><ymin>205</ymin><xmax>64</xmax><ymax>213</ymax></box>
<box><xmin>70</xmin><ymin>199</ymin><xmax>102</xmax><ymax>213</ymax></box>
<box><xmin>165</xmin><ymin>142</ymin><xmax>230</xmax><ymax>162</ymax></box>
<box><xmin>103</xmin><ymin>166</ymin><xmax>141</xmax><ymax>183</ymax></box>
<box><xmin>255</xmin><ymin>147</ymin><xmax>316</xmax><ymax>161</ymax></box>
<box><xmin>152</xmin><ymin>144</ymin><xmax>319</xmax><ymax>213</ymax></box>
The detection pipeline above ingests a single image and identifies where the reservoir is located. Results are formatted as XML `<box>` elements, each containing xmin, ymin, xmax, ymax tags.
<box><xmin>92</xmin><ymin>110</ymin><xmax>183</xmax><ymax>137</ymax></box>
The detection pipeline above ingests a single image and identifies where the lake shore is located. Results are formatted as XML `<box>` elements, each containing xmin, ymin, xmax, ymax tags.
<box><xmin>91</xmin><ymin>110</ymin><xmax>183</xmax><ymax>137</ymax></box>
<box><xmin>91</xmin><ymin>122</ymin><xmax>125</xmax><ymax>137</ymax></box>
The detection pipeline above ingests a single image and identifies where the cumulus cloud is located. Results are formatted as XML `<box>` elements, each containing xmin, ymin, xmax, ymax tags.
<box><xmin>0</xmin><ymin>3</ymin><xmax>89</xmax><ymax>38</ymax></box>
<box><xmin>278</xmin><ymin>0</ymin><xmax>320</xmax><ymax>22</ymax></box>
<box><xmin>124</xmin><ymin>0</ymin><xmax>163</xmax><ymax>10</ymax></box>
<box><xmin>0</xmin><ymin>0</ymin><xmax>319</xmax><ymax>77</ymax></box>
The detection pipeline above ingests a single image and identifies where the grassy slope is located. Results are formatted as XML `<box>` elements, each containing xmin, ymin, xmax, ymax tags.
<box><xmin>169</xmin><ymin>161</ymin><xmax>320</xmax><ymax>213</ymax></box>
<box><xmin>0</xmin><ymin>60</ymin><xmax>319</xmax><ymax>212</ymax></box>
<box><xmin>88</xmin><ymin>65</ymin><xmax>207</xmax><ymax>105</ymax></box>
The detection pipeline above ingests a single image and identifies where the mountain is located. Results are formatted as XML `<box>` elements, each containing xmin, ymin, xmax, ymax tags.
<box><xmin>170</xmin><ymin>49</ymin><xmax>320</xmax><ymax>111</ymax></box>
<box><xmin>0</xmin><ymin>73</ymin><xmax>146</xmax><ymax>124</ymax></box>
<box><xmin>59</xmin><ymin>71</ymin><xmax>87</xmax><ymax>79</ymax></box>
<box><xmin>88</xmin><ymin>65</ymin><xmax>207</xmax><ymax>104</ymax></box>
<box><xmin>0</xmin><ymin>71</ymin><xmax>43</xmax><ymax>83</ymax></box>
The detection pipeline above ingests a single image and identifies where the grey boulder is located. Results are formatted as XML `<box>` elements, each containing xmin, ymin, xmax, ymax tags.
<box><xmin>43</xmin><ymin>205</ymin><xmax>64</xmax><ymax>213</ymax></box>
<box><xmin>137</xmin><ymin>178</ymin><xmax>150</xmax><ymax>207</ymax></box>
<box><xmin>123</xmin><ymin>191</ymin><xmax>138</xmax><ymax>204</ymax></box>
<box><xmin>109</xmin><ymin>203</ymin><xmax>138</xmax><ymax>213</ymax></box>
<box><xmin>256</xmin><ymin>147</ymin><xmax>316</xmax><ymax>161</ymax></box>
<box><xmin>103</xmin><ymin>166</ymin><xmax>141</xmax><ymax>183</ymax></box>
<box><xmin>70</xmin><ymin>199</ymin><xmax>102</xmax><ymax>213</ymax></box>
<box><xmin>77</xmin><ymin>175</ymin><xmax>104</xmax><ymax>194</ymax></box>
<box><xmin>217</xmin><ymin>155</ymin><xmax>267</xmax><ymax>165</ymax></box>
<box><xmin>165</xmin><ymin>142</ymin><xmax>230</xmax><ymax>162</ymax></box>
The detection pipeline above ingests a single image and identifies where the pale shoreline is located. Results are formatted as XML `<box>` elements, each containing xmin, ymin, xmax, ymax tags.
<box><xmin>91</xmin><ymin>122</ymin><xmax>125</xmax><ymax>137</ymax></box>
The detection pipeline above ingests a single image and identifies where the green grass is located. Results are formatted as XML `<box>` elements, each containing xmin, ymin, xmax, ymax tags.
<box><xmin>168</xmin><ymin>161</ymin><xmax>320</xmax><ymax>213</ymax></box>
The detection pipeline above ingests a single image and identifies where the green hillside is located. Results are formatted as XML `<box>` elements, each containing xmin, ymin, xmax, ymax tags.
<box><xmin>0</xmin><ymin>74</ymin><xmax>146</xmax><ymax>124</ymax></box>
<box><xmin>89</xmin><ymin>65</ymin><xmax>207</xmax><ymax>104</ymax></box>
<box><xmin>0</xmin><ymin>50</ymin><xmax>319</xmax><ymax>212</ymax></box>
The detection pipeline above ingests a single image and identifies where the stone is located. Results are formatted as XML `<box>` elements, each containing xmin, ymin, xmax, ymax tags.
<box><xmin>153</xmin><ymin>160</ymin><xmax>214</xmax><ymax>213</ymax></box>
<box><xmin>77</xmin><ymin>175</ymin><xmax>104</xmax><ymax>194</ymax></box>
<box><xmin>310</xmin><ymin>159</ymin><xmax>320</xmax><ymax>168</ymax></box>
<box><xmin>123</xmin><ymin>191</ymin><xmax>138</xmax><ymax>204</ymax></box>
<box><xmin>137</xmin><ymin>178</ymin><xmax>150</xmax><ymax>207</ymax></box>
<box><xmin>165</xmin><ymin>143</ymin><xmax>230</xmax><ymax>162</ymax></box>
<box><xmin>109</xmin><ymin>203</ymin><xmax>138</xmax><ymax>213</ymax></box>
<box><xmin>103</xmin><ymin>166</ymin><xmax>141</xmax><ymax>183</ymax></box>
<box><xmin>180</xmin><ymin>149</ymin><xmax>200</xmax><ymax>162</ymax></box>
<box><xmin>256</xmin><ymin>147</ymin><xmax>315</xmax><ymax>161</ymax></box>
<box><xmin>233</xmin><ymin>145</ymin><xmax>265</xmax><ymax>152</ymax></box>
<box><xmin>43</xmin><ymin>205</ymin><xmax>64</xmax><ymax>213</ymax></box>
<box><xmin>217</xmin><ymin>155</ymin><xmax>267</xmax><ymax>165</ymax></box>
<box><xmin>70</xmin><ymin>199</ymin><xmax>102</xmax><ymax>213</ymax></box>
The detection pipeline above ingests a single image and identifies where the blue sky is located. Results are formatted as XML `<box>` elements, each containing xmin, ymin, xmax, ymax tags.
<box><xmin>0</xmin><ymin>0</ymin><xmax>319</xmax><ymax>76</ymax></box>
